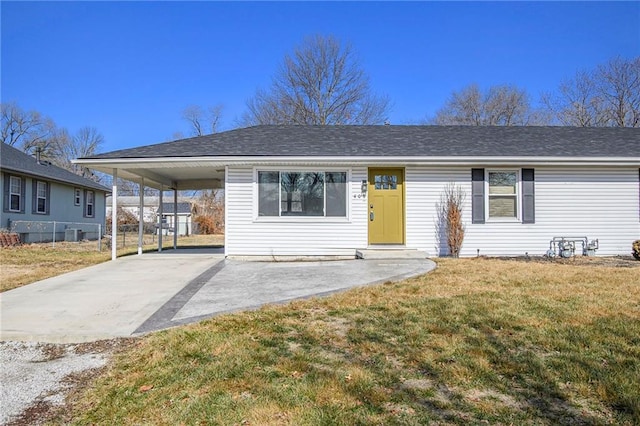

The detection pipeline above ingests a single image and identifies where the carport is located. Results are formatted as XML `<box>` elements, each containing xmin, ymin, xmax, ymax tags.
<box><xmin>74</xmin><ymin>156</ymin><xmax>226</xmax><ymax>260</ymax></box>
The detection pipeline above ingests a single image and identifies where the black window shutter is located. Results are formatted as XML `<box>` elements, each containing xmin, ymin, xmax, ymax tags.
<box><xmin>2</xmin><ymin>173</ymin><xmax>9</xmax><ymax>213</ymax></box>
<box><xmin>471</xmin><ymin>168</ymin><xmax>485</xmax><ymax>224</ymax></box>
<box><xmin>522</xmin><ymin>168</ymin><xmax>535</xmax><ymax>224</ymax></box>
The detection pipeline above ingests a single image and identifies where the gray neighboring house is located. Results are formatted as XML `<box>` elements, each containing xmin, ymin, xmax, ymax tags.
<box><xmin>1</xmin><ymin>143</ymin><xmax>109</xmax><ymax>243</ymax></box>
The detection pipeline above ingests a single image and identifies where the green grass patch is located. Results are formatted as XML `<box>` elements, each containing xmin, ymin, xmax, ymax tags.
<box><xmin>69</xmin><ymin>258</ymin><xmax>640</xmax><ymax>425</ymax></box>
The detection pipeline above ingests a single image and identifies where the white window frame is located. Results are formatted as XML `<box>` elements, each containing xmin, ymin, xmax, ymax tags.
<box><xmin>253</xmin><ymin>167</ymin><xmax>351</xmax><ymax>222</ymax></box>
<box><xmin>85</xmin><ymin>190</ymin><xmax>95</xmax><ymax>218</ymax></box>
<box><xmin>35</xmin><ymin>180</ymin><xmax>48</xmax><ymax>214</ymax></box>
<box><xmin>8</xmin><ymin>176</ymin><xmax>22</xmax><ymax>212</ymax></box>
<box><xmin>74</xmin><ymin>188</ymin><xmax>81</xmax><ymax>206</ymax></box>
<box><xmin>485</xmin><ymin>169</ymin><xmax>521</xmax><ymax>222</ymax></box>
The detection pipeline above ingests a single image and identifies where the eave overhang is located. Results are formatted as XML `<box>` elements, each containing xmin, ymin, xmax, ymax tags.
<box><xmin>74</xmin><ymin>156</ymin><xmax>640</xmax><ymax>190</ymax></box>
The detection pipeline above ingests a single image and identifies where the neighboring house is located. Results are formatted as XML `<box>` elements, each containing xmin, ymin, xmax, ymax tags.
<box><xmin>105</xmin><ymin>196</ymin><xmax>195</xmax><ymax>233</ymax></box>
<box><xmin>105</xmin><ymin>196</ymin><xmax>161</xmax><ymax>223</ymax></box>
<box><xmin>76</xmin><ymin>125</ymin><xmax>640</xmax><ymax>257</ymax></box>
<box><xmin>160</xmin><ymin>202</ymin><xmax>193</xmax><ymax>236</ymax></box>
<box><xmin>1</xmin><ymin>143</ymin><xmax>108</xmax><ymax>243</ymax></box>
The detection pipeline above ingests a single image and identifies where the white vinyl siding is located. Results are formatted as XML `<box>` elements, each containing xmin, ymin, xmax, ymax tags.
<box><xmin>405</xmin><ymin>166</ymin><xmax>639</xmax><ymax>257</ymax></box>
<box><xmin>225</xmin><ymin>165</ymin><xmax>638</xmax><ymax>258</ymax></box>
<box><xmin>226</xmin><ymin>166</ymin><xmax>367</xmax><ymax>256</ymax></box>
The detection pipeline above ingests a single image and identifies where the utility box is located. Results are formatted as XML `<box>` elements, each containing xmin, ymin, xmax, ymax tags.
<box><xmin>65</xmin><ymin>229</ymin><xmax>84</xmax><ymax>242</ymax></box>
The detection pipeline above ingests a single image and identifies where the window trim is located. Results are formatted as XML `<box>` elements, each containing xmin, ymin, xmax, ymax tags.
<box><xmin>485</xmin><ymin>169</ymin><xmax>521</xmax><ymax>222</ymax></box>
<box><xmin>74</xmin><ymin>188</ymin><xmax>81</xmax><ymax>206</ymax></box>
<box><xmin>253</xmin><ymin>167</ymin><xmax>351</xmax><ymax>222</ymax></box>
<box><xmin>84</xmin><ymin>190</ymin><xmax>95</xmax><ymax>218</ymax></box>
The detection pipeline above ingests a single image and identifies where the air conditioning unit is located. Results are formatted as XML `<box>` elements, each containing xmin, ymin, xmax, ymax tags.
<box><xmin>65</xmin><ymin>229</ymin><xmax>84</xmax><ymax>242</ymax></box>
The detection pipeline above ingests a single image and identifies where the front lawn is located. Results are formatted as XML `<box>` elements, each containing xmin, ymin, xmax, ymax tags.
<box><xmin>68</xmin><ymin>258</ymin><xmax>640</xmax><ymax>425</ymax></box>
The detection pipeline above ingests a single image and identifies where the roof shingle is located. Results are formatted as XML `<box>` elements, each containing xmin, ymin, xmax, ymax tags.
<box><xmin>1</xmin><ymin>143</ymin><xmax>109</xmax><ymax>191</ymax></box>
<box><xmin>84</xmin><ymin>125</ymin><xmax>640</xmax><ymax>160</ymax></box>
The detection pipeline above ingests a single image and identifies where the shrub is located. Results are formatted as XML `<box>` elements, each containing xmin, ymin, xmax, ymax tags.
<box><xmin>436</xmin><ymin>183</ymin><xmax>466</xmax><ymax>257</ymax></box>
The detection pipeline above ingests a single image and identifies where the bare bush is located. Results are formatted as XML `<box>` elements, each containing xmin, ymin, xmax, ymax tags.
<box><xmin>193</xmin><ymin>190</ymin><xmax>224</xmax><ymax>234</ymax></box>
<box><xmin>436</xmin><ymin>183</ymin><xmax>466</xmax><ymax>257</ymax></box>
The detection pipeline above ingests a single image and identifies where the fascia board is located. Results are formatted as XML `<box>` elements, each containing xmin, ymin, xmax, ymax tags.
<box><xmin>75</xmin><ymin>156</ymin><xmax>640</xmax><ymax>167</ymax></box>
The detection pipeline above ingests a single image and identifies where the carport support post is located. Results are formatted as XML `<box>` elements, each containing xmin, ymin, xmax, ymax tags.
<box><xmin>111</xmin><ymin>169</ymin><xmax>118</xmax><ymax>261</ymax></box>
<box><xmin>138</xmin><ymin>178</ymin><xmax>144</xmax><ymax>255</ymax></box>
<box><xmin>158</xmin><ymin>187</ymin><xmax>163</xmax><ymax>252</ymax></box>
<box><xmin>173</xmin><ymin>189</ymin><xmax>178</xmax><ymax>250</ymax></box>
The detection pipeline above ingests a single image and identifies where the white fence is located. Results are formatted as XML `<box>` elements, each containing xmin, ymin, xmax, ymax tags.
<box><xmin>8</xmin><ymin>220</ymin><xmax>103</xmax><ymax>250</ymax></box>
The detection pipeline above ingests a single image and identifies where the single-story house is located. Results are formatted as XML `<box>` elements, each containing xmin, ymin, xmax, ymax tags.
<box><xmin>160</xmin><ymin>202</ymin><xmax>193</xmax><ymax>236</ymax></box>
<box><xmin>1</xmin><ymin>142</ymin><xmax>109</xmax><ymax>243</ymax></box>
<box><xmin>75</xmin><ymin>125</ymin><xmax>640</xmax><ymax>258</ymax></box>
<box><xmin>105</xmin><ymin>195</ymin><xmax>196</xmax><ymax>225</ymax></box>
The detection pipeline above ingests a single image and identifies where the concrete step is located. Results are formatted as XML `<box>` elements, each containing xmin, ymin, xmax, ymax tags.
<box><xmin>356</xmin><ymin>249</ymin><xmax>427</xmax><ymax>260</ymax></box>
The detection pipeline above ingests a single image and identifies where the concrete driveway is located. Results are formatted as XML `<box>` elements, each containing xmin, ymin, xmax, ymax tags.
<box><xmin>1</xmin><ymin>250</ymin><xmax>435</xmax><ymax>343</ymax></box>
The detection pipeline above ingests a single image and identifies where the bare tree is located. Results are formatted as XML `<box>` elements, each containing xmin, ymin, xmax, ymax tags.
<box><xmin>597</xmin><ymin>56</ymin><xmax>640</xmax><ymax>127</ymax></box>
<box><xmin>182</xmin><ymin>104</ymin><xmax>223</xmax><ymax>136</ymax></box>
<box><xmin>543</xmin><ymin>56</ymin><xmax>640</xmax><ymax>127</ymax></box>
<box><xmin>52</xmin><ymin>126</ymin><xmax>104</xmax><ymax>179</ymax></box>
<box><xmin>541</xmin><ymin>71</ymin><xmax>607</xmax><ymax>127</ymax></box>
<box><xmin>193</xmin><ymin>190</ymin><xmax>224</xmax><ymax>234</ymax></box>
<box><xmin>1</xmin><ymin>102</ymin><xmax>57</xmax><ymax>151</ymax></box>
<box><xmin>241</xmin><ymin>34</ymin><xmax>390</xmax><ymax>126</ymax></box>
<box><xmin>434</xmin><ymin>84</ymin><xmax>545</xmax><ymax>126</ymax></box>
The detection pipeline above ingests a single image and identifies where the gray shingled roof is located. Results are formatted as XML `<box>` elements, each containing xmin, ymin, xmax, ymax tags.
<box><xmin>84</xmin><ymin>125</ymin><xmax>640</xmax><ymax>159</ymax></box>
<box><xmin>1</xmin><ymin>143</ymin><xmax>109</xmax><ymax>191</ymax></box>
<box><xmin>161</xmin><ymin>202</ymin><xmax>192</xmax><ymax>214</ymax></box>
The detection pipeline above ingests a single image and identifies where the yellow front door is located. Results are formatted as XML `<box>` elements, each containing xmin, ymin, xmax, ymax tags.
<box><xmin>368</xmin><ymin>168</ymin><xmax>404</xmax><ymax>244</ymax></box>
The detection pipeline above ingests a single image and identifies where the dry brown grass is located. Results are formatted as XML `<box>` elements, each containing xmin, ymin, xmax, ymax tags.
<box><xmin>0</xmin><ymin>234</ymin><xmax>224</xmax><ymax>292</ymax></box>
<box><xmin>68</xmin><ymin>258</ymin><xmax>640</xmax><ymax>425</ymax></box>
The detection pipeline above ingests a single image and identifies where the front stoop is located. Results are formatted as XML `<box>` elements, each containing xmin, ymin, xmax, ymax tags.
<box><xmin>355</xmin><ymin>249</ymin><xmax>427</xmax><ymax>260</ymax></box>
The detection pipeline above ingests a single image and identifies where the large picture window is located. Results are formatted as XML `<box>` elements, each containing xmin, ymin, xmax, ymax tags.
<box><xmin>258</xmin><ymin>171</ymin><xmax>347</xmax><ymax>217</ymax></box>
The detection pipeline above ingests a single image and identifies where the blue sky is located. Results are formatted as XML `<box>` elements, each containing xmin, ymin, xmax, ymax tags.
<box><xmin>2</xmin><ymin>1</ymin><xmax>638</xmax><ymax>152</ymax></box>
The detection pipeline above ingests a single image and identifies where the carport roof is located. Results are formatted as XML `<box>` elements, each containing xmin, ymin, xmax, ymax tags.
<box><xmin>74</xmin><ymin>125</ymin><xmax>640</xmax><ymax>190</ymax></box>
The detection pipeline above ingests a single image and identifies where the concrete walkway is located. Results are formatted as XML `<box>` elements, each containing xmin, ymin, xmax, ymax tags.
<box><xmin>1</xmin><ymin>250</ymin><xmax>435</xmax><ymax>343</ymax></box>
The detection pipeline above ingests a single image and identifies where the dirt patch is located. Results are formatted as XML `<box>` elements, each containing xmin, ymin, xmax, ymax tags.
<box><xmin>1</xmin><ymin>338</ymin><xmax>137</xmax><ymax>426</ymax></box>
